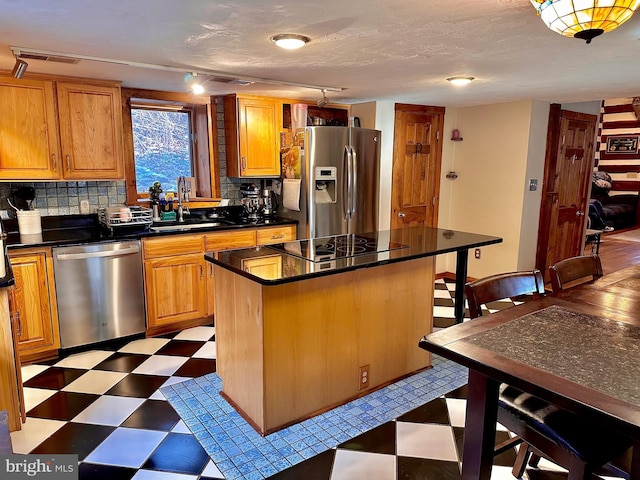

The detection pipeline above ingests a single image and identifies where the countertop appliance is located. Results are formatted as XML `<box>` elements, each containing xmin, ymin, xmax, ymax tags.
<box><xmin>268</xmin><ymin>233</ymin><xmax>407</xmax><ymax>263</ymax></box>
<box><xmin>53</xmin><ymin>240</ymin><xmax>145</xmax><ymax>349</ymax></box>
<box><xmin>280</xmin><ymin>126</ymin><xmax>381</xmax><ymax>239</ymax></box>
<box><xmin>240</xmin><ymin>183</ymin><xmax>261</xmax><ymax>222</ymax></box>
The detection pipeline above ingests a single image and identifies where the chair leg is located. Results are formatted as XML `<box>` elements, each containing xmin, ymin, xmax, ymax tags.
<box><xmin>512</xmin><ymin>443</ymin><xmax>532</xmax><ymax>478</ymax></box>
<box><xmin>528</xmin><ymin>453</ymin><xmax>541</xmax><ymax>468</ymax></box>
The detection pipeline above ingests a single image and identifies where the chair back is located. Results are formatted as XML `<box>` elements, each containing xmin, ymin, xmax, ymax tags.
<box><xmin>548</xmin><ymin>255</ymin><xmax>603</xmax><ymax>294</ymax></box>
<box><xmin>465</xmin><ymin>270</ymin><xmax>546</xmax><ymax>319</ymax></box>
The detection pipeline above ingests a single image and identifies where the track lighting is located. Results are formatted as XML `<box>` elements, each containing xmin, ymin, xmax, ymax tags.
<box><xmin>11</xmin><ymin>57</ymin><xmax>28</xmax><ymax>79</ymax></box>
<box><xmin>189</xmin><ymin>72</ymin><xmax>204</xmax><ymax>95</ymax></box>
<box><xmin>9</xmin><ymin>46</ymin><xmax>344</xmax><ymax>93</ymax></box>
<box><xmin>317</xmin><ymin>89</ymin><xmax>328</xmax><ymax>107</ymax></box>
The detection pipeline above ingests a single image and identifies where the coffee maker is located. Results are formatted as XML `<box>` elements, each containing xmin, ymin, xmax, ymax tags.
<box><xmin>261</xmin><ymin>189</ymin><xmax>277</xmax><ymax>218</ymax></box>
<box><xmin>239</xmin><ymin>183</ymin><xmax>261</xmax><ymax>221</ymax></box>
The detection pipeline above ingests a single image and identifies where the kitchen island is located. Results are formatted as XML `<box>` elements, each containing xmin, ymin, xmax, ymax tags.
<box><xmin>206</xmin><ymin>227</ymin><xmax>502</xmax><ymax>435</ymax></box>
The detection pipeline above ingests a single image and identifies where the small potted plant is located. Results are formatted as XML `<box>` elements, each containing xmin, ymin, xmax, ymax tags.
<box><xmin>148</xmin><ymin>182</ymin><xmax>162</xmax><ymax>204</ymax></box>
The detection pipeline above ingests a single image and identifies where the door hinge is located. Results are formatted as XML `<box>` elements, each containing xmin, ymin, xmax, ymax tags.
<box><xmin>432</xmin><ymin>196</ymin><xmax>436</xmax><ymax>206</ymax></box>
<box><xmin>436</xmin><ymin>131</ymin><xmax>440</xmax><ymax>141</ymax></box>
<box><xmin>562</xmin><ymin>134</ymin><xmax>566</xmax><ymax>145</ymax></box>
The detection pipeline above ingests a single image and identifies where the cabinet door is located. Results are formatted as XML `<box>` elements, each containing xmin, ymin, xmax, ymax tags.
<box><xmin>227</xmin><ymin>96</ymin><xmax>282</xmax><ymax>177</ymax></box>
<box><xmin>9</xmin><ymin>252</ymin><xmax>60</xmax><ymax>356</ymax></box>
<box><xmin>0</xmin><ymin>77</ymin><xmax>59</xmax><ymax>179</ymax></box>
<box><xmin>144</xmin><ymin>254</ymin><xmax>207</xmax><ymax>328</ymax></box>
<box><xmin>56</xmin><ymin>82</ymin><xmax>124</xmax><ymax>180</ymax></box>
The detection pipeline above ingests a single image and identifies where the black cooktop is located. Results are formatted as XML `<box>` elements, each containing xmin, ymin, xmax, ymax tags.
<box><xmin>268</xmin><ymin>233</ymin><xmax>408</xmax><ymax>263</ymax></box>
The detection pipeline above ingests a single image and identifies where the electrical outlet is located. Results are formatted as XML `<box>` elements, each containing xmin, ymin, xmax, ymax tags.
<box><xmin>80</xmin><ymin>200</ymin><xmax>90</xmax><ymax>214</ymax></box>
<box><xmin>358</xmin><ymin>365</ymin><xmax>370</xmax><ymax>390</ymax></box>
<box><xmin>474</xmin><ymin>248</ymin><xmax>481</xmax><ymax>259</ymax></box>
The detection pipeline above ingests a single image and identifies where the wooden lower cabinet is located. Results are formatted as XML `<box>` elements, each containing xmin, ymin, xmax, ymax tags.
<box><xmin>143</xmin><ymin>225</ymin><xmax>296</xmax><ymax>335</ymax></box>
<box><xmin>144</xmin><ymin>253</ymin><xmax>208</xmax><ymax>329</ymax></box>
<box><xmin>9</xmin><ymin>248</ymin><xmax>60</xmax><ymax>363</ymax></box>
<box><xmin>143</xmin><ymin>235</ymin><xmax>208</xmax><ymax>335</ymax></box>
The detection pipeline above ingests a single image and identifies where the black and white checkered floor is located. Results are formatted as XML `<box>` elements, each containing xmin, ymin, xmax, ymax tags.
<box><xmin>9</xmin><ymin>278</ymin><xmax>626</xmax><ymax>479</ymax></box>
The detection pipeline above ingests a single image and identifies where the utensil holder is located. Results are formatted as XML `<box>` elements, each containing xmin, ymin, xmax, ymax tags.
<box><xmin>17</xmin><ymin>210</ymin><xmax>42</xmax><ymax>235</ymax></box>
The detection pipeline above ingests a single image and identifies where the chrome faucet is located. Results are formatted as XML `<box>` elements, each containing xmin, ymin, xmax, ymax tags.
<box><xmin>177</xmin><ymin>176</ymin><xmax>190</xmax><ymax>223</ymax></box>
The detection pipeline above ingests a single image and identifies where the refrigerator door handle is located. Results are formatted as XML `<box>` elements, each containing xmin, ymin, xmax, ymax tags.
<box><xmin>350</xmin><ymin>147</ymin><xmax>357</xmax><ymax>216</ymax></box>
<box><xmin>343</xmin><ymin>146</ymin><xmax>351</xmax><ymax>218</ymax></box>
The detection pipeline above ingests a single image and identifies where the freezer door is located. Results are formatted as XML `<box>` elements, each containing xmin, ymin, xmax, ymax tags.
<box><xmin>349</xmin><ymin>128</ymin><xmax>381</xmax><ymax>234</ymax></box>
<box><xmin>307</xmin><ymin>126</ymin><xmax>350</xmax><ymax>238</ymax></box>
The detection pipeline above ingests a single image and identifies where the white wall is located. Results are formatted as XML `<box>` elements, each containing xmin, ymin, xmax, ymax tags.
<box><xmin>441</xmin><ymin>101</ymin><xmax>548</xmax><ymax>278</ymax></box>
<box><xmin>355</xmin><ymin>99</ymin><xmax>552</xmax><ymax>278</ymax></box>
<box><xmin>517</xmin><ymin>101</ymin><xmax>549</xmax><ymax>270</ymax></box>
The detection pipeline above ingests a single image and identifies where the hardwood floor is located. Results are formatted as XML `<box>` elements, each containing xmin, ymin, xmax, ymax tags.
<box><xmin>595</xmin><ymin>229</ymin><xmax>640</xmax><ymax>274</ymax></box>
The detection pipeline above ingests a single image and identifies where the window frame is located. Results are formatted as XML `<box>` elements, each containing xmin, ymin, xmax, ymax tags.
<box><xmin>121</xmin><ymin>88</ymin><xmax>220</xmax><ymax>205</ymax></box>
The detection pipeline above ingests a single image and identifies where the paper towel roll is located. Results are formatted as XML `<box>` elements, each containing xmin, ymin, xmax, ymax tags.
<box><xmin>283</xmin><ymin>179</ymin><xmax>301</xmax><ymax>211</ymax></box>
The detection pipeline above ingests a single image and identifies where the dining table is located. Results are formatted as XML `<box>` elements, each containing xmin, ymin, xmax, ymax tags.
<box><xmin>419</xmin><ymin>263</ymin><xmax>640</xmax><ymax>480</ymax></box>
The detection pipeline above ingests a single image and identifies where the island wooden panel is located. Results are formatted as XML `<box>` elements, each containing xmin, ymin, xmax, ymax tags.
<box><xmin>214</xmin><ymin>256</ymin><xmax>434</xmax><ymax>435</ymax></box>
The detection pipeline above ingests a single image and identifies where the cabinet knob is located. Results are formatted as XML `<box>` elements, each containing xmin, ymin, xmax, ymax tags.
<box><xmin>52</xmin><ymin>153</ymin><xmax>57</xmax><ymax>171</ymax></box>
<box><xmin>65</xmin><ymin>154</ymin><xmax>71</xmax><ymax>171</ymax></box>
<box><xmin>271</xmin><ymin>234</ymin><xmax>284</xmax><ymax>240</ymax></box>
<box><xmin>398</xmin><ymin>212</ymin><xmax>406</xmax><ymax>218</ymax></box>
<box><xmin>241</xmin><ymin>156</ymin><xmax>246</xmax><ymax>170</ymax></box>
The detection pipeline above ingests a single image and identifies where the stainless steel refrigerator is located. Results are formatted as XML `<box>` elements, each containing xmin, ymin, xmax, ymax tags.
<box><xmin>280</xmin><ymin>126</ymin><xmax>381</xmax><ymax>239</ymax></box>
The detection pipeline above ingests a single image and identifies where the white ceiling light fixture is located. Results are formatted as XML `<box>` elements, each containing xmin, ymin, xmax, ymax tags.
<box><xmin>270</xmin><ymin>34</ymin><xmax>311</xmax><ymax>50</ymax></box>
<box><xmin>446</xmin><ymin>76</ymin><xmax>474</xmax><ymax>86</ymax></box>
<box><xmin>9</xmin><ymin>46</ymin><xmax>343</xmax><ymax>93</ymax></box>
<box><xmin>530</xmin><ymin>0</ymin><xmax>640</xmax><ymax>44</ymax></box>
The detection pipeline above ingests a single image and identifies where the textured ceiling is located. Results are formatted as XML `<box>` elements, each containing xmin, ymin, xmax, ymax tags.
<box><xmin>0</xmin><ymin>0</ymin><xmax>639</xmax><ymax>107</ymax></box>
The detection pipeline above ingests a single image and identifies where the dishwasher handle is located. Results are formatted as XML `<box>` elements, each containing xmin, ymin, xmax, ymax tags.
<box><xmin>56</xmin><ymin>245</ymin><xmax>140</xmax><ymax>261</ymax></box>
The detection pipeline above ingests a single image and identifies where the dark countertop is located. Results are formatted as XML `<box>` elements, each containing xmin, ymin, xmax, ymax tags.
<box><xmin>3</xmin><ymin>210</ymin><xmax>297</xmax><ymax>250</ymax></box>
<box><xmin>206</xmin><ymin>227</ymin><xmax>503</xmax><ymax>285</ymax></box>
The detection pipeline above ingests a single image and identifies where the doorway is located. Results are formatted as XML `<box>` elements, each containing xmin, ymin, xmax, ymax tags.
<box><xmin>536</xmin><ymin>105</ymin><xmax>597</xmax><ymax>279</ymax></box>
<box><xmin>390</xmin><ymin>104</ymin><xmax>445</xmax><ymax>229</ymax></box>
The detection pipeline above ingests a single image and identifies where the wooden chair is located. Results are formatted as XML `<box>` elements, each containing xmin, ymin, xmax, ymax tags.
<box><xmin>465</xmin><ymin>270</ymin><xmax>631</xmax><ymax>480</ymax></box>
<box><xmin>548</xmin><ymin>254</ymin><xmax>603</xmax><ymax>294</ymax></box>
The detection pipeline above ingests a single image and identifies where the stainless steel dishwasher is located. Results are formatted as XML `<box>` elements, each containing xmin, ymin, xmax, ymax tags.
<box><xmin>53</xmin><ymin>240</ymin><xmax>145</xmax><ymax>349</ymax></box>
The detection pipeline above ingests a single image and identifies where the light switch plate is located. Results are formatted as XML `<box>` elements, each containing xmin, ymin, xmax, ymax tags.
<box><xmin>529</xmin><ymin>179</ymin><xmax>538</xmax><ymax>191</ymax></box>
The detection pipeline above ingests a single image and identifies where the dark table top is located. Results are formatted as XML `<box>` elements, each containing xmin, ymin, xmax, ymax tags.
<box><xmin>420</xmin><ymin>264</ymin><xmax>640</xmax><ymax>437</ymax></box>
<box><xmin>206</xmin><ymin>226</ymin><xmax>503</xmax><ymax>285</ymax></box>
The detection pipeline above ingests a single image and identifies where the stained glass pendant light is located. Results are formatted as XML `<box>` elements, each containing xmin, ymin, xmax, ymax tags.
<box><xmin>530</xmin><ymin>0</ymin><xmax>640</xmax><ymax>43</ymax></box>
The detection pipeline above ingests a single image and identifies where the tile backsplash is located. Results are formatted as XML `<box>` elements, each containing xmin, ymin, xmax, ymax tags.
<box><xmin>0</xmin><ymin>181</ymin><xmax>127</xmax><ymax>217</ymax></box>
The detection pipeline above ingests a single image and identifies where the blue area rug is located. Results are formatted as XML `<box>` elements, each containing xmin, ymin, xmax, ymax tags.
<box><xmin>162</xmin><ymin>355</ymin><xmax>468</xmax><ymax>480</ymax></box>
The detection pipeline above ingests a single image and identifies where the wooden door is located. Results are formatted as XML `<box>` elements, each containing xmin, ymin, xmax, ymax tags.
<box><xmin>144</xmin><ymin>254</ymin><xmax>207</xmax><ymax>328</ymax></box>
<box><xmin>56</xmin><ymin>82</ymin><xmax>124</xmax><ymax>179</ymax></box>
<box><xmin>0</xmin><ymin>77</ymin><xmax>60</xmax><ymax>179</ymax></box>
<box><xmin>391</xmin><ymin>104</ymin><xmax>444</xmax><ymax>229</ymax></box>
<box><xmin>536</xmin><ymin>107</ymin><xmax>597</xmax><ymax>279</ymax></box>
<box><xmin>9</xmin><ymin>252</ymin><xmax>60</xmax><ymax>356</ymax></box>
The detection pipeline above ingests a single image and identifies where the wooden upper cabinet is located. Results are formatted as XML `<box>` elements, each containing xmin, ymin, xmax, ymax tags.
<box><xmin>56</xmin><ymin>82</ymin><xmax>124</xmax><ymax>179</ymax></box>
<box><xmin>224</xmin><ymin>95</ymin><xmax>282</xmax><ymax>178</ymax></box>
<box><xmin>0</xmin><ymin>77</ymin><xmax>60</xmax><ymax>179</ymax></box>
<box><xmin>0</xmin><ymin>75</ymin><xmax>124</xmax><ymax>181</ymax></box>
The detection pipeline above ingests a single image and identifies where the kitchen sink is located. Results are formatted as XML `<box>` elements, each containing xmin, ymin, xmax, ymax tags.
<box><xmin>150</xmin><ymin>220</ymin><xmax>234</xmax><ymax>232</ymax></box>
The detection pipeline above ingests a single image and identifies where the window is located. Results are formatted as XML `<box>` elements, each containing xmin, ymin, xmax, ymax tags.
<box><xmin>122</xmin><ymin>88</ymin><xmax>220</xmax><ymax>205</ymax></box>
<box><xmin>131</xmin><ymin>107</ymin><xmax>192</xmax><ymax>193</ymax></box>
